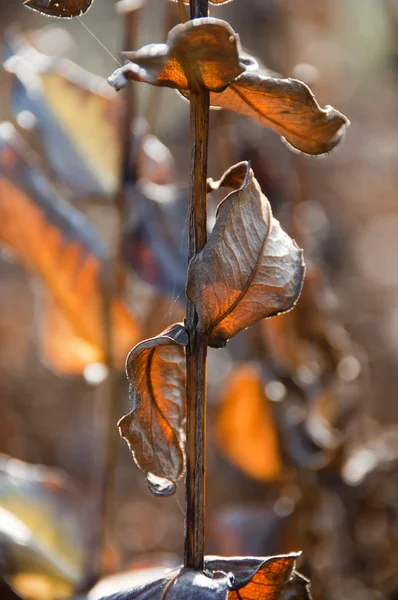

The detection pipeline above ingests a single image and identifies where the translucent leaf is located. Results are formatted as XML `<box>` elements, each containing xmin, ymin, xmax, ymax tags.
<box><xmin>0</xmin><ymin>455</ymin><xmax>87</xmax><ymax>597</ymax></box>
<box><xmin>186</xmin><ymin>162</ymin><xmax>305</xmax><ymax>348</ymax></box>
<box><xmin>215</xmin><ymin>363</ymin><xmax>282</xmax><ymax>481</ymax></box>
<box><xmin>108</xmin><ymin>18</ymin><xmax>348</xmax><ymax>155</ymax></box>
<box><xmin>0</xmin><ymin>123</ymin><xmax>140</xmax><ymax>373</ymax></box>
<box><xmin>5</xmin><ymin>32</ymin><xmax>119</xmax><ymax>195</ymax></box>
<box><xmin>24</xmin><ymin>0</ymin><xmax>95</xmax><ymax>18</ymax></box>
<box><xmin>208</xmin><ymin>62</ymin><xmax>349</xmax><ymax>155</ymax></box>
<box><xmin>94</xmin><ymin>554</ymin><xmax>310</xmax><ymax>600</ymax></box>
<box><xmin>108</xmin><ymin>18</ymin><xmax>244</xmax><ymax>92</ymax></box>
<box><xmin>119</xmin><ymin>323</ymin><xmax>189</xmax><ymax>496</ymax></box>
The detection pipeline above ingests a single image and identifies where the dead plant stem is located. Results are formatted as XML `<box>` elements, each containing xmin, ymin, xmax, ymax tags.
<box><xmin>184</xmin><ymin>0</ymin><xmax>209</xmax><ymax>573</ymax></box>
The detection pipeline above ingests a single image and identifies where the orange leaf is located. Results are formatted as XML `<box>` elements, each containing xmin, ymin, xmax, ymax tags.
<box><xmin>209</xmin><ymin>65</ymin><xmax>348</xmax><ymax>155</ymax></box>
<box><xmin>93</xmin><ymin>555</ymin><xmax>310</xmax><ymax>600</ymax></box>
<box><xmin>0</xmin><ymin>124</ymin><xmax>139</xmax><ymax>372</ymax></box>
<box><xmin>187</xmin><ymin>162</ymin><xmax>304</xmax><ymax>348</ymax></box>
<box><xmin>215</xmin><ymin>363</ymin><xmax>282</xmax><ymax>482</ymax></box>
<box><xmin>120</xmin><ymin>323</ymin><xmax>188</xmax><ymax>496</ymax></box>
<box><xmin>109</xmin><ymin>18</ymin><xmax>348</xmax><ymax>155</ymax></box>
<box><xmin>109</xmin><ymin>18</ymin><xmax>244</xmax><ymax>92</ymax></box>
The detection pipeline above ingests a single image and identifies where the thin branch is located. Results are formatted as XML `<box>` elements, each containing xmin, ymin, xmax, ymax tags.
<box><xmin>184</xmin><ymin>0</ymin><xmax>209</xmax><ymax>572</ymax></box>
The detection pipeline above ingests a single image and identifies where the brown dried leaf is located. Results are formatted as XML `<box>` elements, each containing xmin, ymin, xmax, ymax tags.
<box><xmin>119</xmin><ymin>323</ymin><xmax>189</xmax><ymax>496</ymax></box>
<box><xmin>0</xmin><ymin>125</ymin><xmax>140</xmax><ymax>372</ymax></box>
<box><xmin>94</xmin><ymin>554</ymin><xmax>310</xmax><ymax>600</ymax></box>
<box><xmin>215</xmin><ymin>363</ymin><xmax>282</xmax><ymax>481</ymax></box>
<box><xmin>108</xmin><ymin>18</ymin><xmax>348</xmax><ymax>155</ymax></box>
<box><xmin>24</xmin><ymin>0</ymin><xmax>94</xmax><ymax>18</ymax></box>
<box><xmin>209</xmin><ymin>63</ymin><xmax>349</xmax><ymax>155</ymax></box>
<box><xmin>108</xmin><ymin>18</ymin><xmax>244</xmax><ymax>92</ymax></box>
<box><xmin>186</xmin><ymin>162</ymin><xmax>305</xmax><ymax>348</ymax></box>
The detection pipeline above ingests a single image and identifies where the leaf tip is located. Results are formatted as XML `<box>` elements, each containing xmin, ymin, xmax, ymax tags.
<box><xmin>147</xmin><ymin>472</ymin><xmax>176</xmax><ymax>496</ymax></box>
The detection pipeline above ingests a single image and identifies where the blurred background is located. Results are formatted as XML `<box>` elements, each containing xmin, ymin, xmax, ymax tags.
<box><xmin>1</xmin><ymin>0</ymin><xmax>398</xmax><ymax>599</ymax></box>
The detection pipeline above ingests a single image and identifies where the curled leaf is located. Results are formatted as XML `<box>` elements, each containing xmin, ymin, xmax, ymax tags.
<box><xmin>208</xmin><ymin>61</ymin><xmax>349</xmax><ymax>155</ymax></box>
<box><xmin>187</xmin><ymin>162</ymin><xmax>305</xmax><ymax>348</ymax></box>
<box><xmin>108</xmin><ymin>18</ymin><xmax>244</xmax><ymax>92</ymax></box>
<box><xmin>119</xmin><ymin>323</ymin><xmax>189</xmax><ymax>496</ymax></box>
<box><xmin>24</xmin><ymin>0</ymin><xmax>94</xmax><ymax>18</ymax></box>
<box><xmin>108</xmin><ymin>18</ymin><xmax>348</xmax><ymax>155</ymax></box>
<box><xmin>215</xmin><ymin>363</ymin><xmax>282</xmax><ymax>482</ymax></box>
<box><xmin>94</xmin><ymin>554</ymin><xmax>310</xmax><ymax>600</ymax></box>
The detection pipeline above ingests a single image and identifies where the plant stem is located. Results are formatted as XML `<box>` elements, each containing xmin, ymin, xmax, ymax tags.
<box><xmin>184</xmin><ymin>0</ymin><xmax>209</xmax><ymax>572</ymax></box>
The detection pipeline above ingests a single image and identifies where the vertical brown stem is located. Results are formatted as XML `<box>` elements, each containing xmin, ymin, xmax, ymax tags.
<box><xmin>184</xmin><ymin>0</ymin><xmax>209</xmax><ymax>572</ymax></box>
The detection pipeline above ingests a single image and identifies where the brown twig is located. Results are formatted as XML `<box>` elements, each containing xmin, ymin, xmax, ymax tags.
<box><xmin>184</xmin><ymin>0</ymin><xmax>209</xmax><ymax>572</ymax></box>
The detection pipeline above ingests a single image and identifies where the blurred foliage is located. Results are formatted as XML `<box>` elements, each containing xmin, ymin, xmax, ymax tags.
<box><xmin>0</xmin><ymin>1</ymin><xmax>398</xmax><ymax>599</ymax></box>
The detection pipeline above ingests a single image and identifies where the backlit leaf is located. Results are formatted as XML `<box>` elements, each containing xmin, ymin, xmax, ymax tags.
<box><xmin>5</xmin><ymin>32</ymin><xmax>119</xmax><ymax>195</ymax></box>
<box><xmin>24</xmin><ymin>0</ymin><xmax>94</xmax><ymax>18</ymax></box>
<box><xmin>215</xmin><ymin>363</ymin><xmax>282</xmax><ymax>481</ymax></box>
<box><xmin>0</xmin><ymin>123</ymin><xmax>139</xmax><ymax>372</ymax></box>
<box><xmin>108</xmin><ymin>18</ymin><xmax>244</xmax><ymax>92</ymax></box>
<box><xmin>108</xmin><ymin>19</ymin><xmax>348</xmax><ymax>155</ymax></box>
<box><xmin>119</xmin><ymin>323</ymin><xmax>189</xmax><ymax>496</ymax></box>
<box><xmin>186</xmin><ymin>162</ymin><xmax>305</xmax><ymax>348</ymax></box>
<box><xmin>0</xmin><ymin>455</ymin><xmax>87</xmax><ymax>596</ymax></box>
<box><xmin>95</xmin><ymin>554</ymin><xmax>310</xmax><ymax>600</ymax></box>
<box><xmin>208</xmin><ymin>62</ymin><xmax>349</xmax><ymax>155</ymax></box>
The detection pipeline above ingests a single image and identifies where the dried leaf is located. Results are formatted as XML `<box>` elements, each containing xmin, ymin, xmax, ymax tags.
<box><xmin>123</xmin><ymin>183</ymin><xmax>188</xmax><ymax>297</ymax></box>
<box><xmin>5</xmin><ymin>32</ymin><xmax>119</xmax><ymax>195</ymax></box>
<box><xmin>95</xmin><ymin>554</ymin><xmax>310</xmax><ymax>600</ymax></box>
<box><xmin>24</xmin><ymin>0</ymin><xmax>94</xmax><ymax>18</ymax></box>
<box><xmin>186</xmin><ymin>162</ymin><xmax>305</xmax><ymax>348</ymax></box>
<box><xmin>208</xmin><ymin>63</ymin><xmax>349</xmax><ymax>155</ymax></box>
<box><xmin>215</xmin><ymin>363</ymin><xmax>282</xmax><ymax>481</ymax></box>
<box><xmin>0</xmin><ymin>123</ymin><xmax>139</xmax><ymax>372</ymax></box>
<box><xmin>38</xmin><ymin>291</ymin><xmax>103</xmax><ymax>373</ymax></box>
<box><xmin>0</xmin><ymin>455</ymin><xmax>87</xmax><ymax>596</ymax></box>
<box><xmin>119</xmin><ymin>323</ymin><xmax>189</xmax><ymax>496</ymax></box>
<box><xmin>108</xmin><ymin>18</ymin><xmax>244</xmax><ymax>92</ymax></box>
<box><xmin>108</xmin><ymin>19</ymin><xmax>348</xmax><ymax>155</ymax></box>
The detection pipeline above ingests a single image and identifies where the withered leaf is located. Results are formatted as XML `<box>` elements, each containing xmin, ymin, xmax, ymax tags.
<box><xmin>108</xmin><ymin>18</ymin><xmax>348</xmax><ymax>155</ymax></box>
<box><xmin>94</xmin><ymin>554</ymin><xmax>310</xmax><ymax>600</ymax></box>
<box><xmin>5</xmin><ymin>31</ymin><xmax>119</xmax><ymax>195</ymax></box>
<box><xmin>108</xmin><ymin>18</ymin><xmax>244</xmax><ymax>92</ymax></box>
<box><xmin>208</xmin><ymin>62</ymin><xmax>349</xmax><ymax>155</ymax></box>
<box><xmin>0</xmin><ymin>123</ymin><xmax>139</xmax><ymax>373</ymax></box>
<box><xmin>24</xmin><ymin>0</ymin><xmax>94</xmax><ymax>18</ymax></box>
<box><xmin>186</xmin><ymin>162</ymin><xmax>305</xmax><ymax>348</ymax></box>
<box><xmin>215</xmin><ymin>363</ymin><xmax>282</xmax><ymax>482</ymax></box>
<box><xmin>0</xmin><ymin>455</ymin><xmax>87</xmax><ymax>595</ymax></box>
<box><xmin>120</xmin><ymin>323</ymin><xmax>189</xmax><ymax>496</ymax></box>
